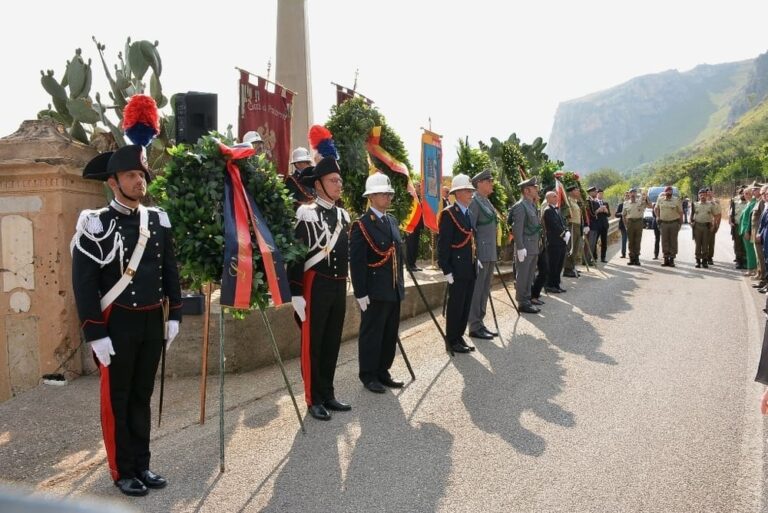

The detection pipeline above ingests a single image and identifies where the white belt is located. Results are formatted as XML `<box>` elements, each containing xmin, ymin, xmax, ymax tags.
<box><xmin>100</xmin><ymin>206</ymin><xmax>150</xmax><ymax>311</ymax></box>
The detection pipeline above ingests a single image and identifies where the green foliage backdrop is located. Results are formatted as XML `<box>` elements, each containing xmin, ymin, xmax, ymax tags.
<box><xmin>325</xmin><ymin>98</ymin><xmax>413</xmax><ymax>222</ymax></box>
<box><xmin>148</xmin><ymin>135</ymin><xmax>305</xmax><ymax>310</ymax></box>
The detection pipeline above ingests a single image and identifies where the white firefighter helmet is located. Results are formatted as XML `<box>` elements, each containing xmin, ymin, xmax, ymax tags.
<box><xmin>449</xmin><ymin>173</ymin><xmax>475</xmax><ymax>194</ymax></box>
<box><xmin>290</xmin><ymin>147</ymin><xmax>313</xmax><ymax>164</ymax></box>
<box><xmin>242</xmin><ymin>130</ymin><xmax>262</xmax><ymax>144</ymax></box>
<box><xmin>363</xmin><ymin>172</ymin><xmax>395</xmax><ymax>197</ymax></box>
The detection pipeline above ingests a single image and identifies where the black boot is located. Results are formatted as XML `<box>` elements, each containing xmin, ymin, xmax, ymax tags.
<box><xmin>669</xmin><ymin>258</ymin><xmax>675</xmax><ymax>267</ymax></box>
<box><xmin>661</xmin><ymin>256</ymin><xmax>669</xmax><ymax>267</ymax></box>
<box><xmin>702</xmin><ymin>260</ymin><xmax>709</xmax><ymax>268</ymax></box>
<box><xmin>695</xmin><ymin>259</ymin><xmax>701</xmax><ymax>268</ymax></box>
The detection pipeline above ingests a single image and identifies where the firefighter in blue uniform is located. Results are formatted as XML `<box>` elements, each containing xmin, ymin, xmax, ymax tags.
<box><xmin>349</xmin><ymin>173</ymin><xmax>406</xmax><ymax>394</ymax></box>
<box><xmin>71</xmin><ymin>144</ymin><xmax>182</xmax><ymax>497</ymax></box>
<box><xmin>287</xmin><ymin>155</ymin><xmax>352</xmax><ymax>421</ymax></box>
<box><xmin>437</xmin><ymin>174</ymin><xmax>478</xmax><ymax>354</ymax></box>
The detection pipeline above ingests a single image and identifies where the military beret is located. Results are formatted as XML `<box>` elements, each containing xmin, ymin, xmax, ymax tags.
<box><xmin>586</xmin><ymin>186</ymin><xmax>596</xmax><ymax>193</ymax></box>
<box><xmin>566</xmin><ymin>184</ymin><xmax>578</xmax><ymax>192</ymax></box>
<box><xmin>518</xmin><ymin>177</ymin><xmax>538</xmax><ymax>188</ymax></box>
<box><xmin>471</xmin><ymin>169</ymin><xmax>493</xmax><ymax>185</ymax></box>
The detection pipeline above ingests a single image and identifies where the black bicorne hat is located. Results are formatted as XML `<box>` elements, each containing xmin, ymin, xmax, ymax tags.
<box><xmin>300</xmin><ymin>156</ymin><xmax>341</xmax><ymax>186</ymax></box>
<box><xmin>82</xmin><ymin>145</ymin><xmax>152</xmax><ymax>182</ymax></box>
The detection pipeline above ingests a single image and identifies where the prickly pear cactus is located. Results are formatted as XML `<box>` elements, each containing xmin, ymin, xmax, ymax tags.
<box><xmin>37</xmin><ymin>37</ymin><xmax>172</xmax><ymax>168</ymax></box>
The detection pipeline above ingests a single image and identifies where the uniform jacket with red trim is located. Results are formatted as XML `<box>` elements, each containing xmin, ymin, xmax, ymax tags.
<box><xmin>287</xmin><ymin>201</ymin><xmax>350</xmax><ymax>296</ymax></box>
<box><xmin>349</xmin><ymin>208</ymin><xmax>405</xmax><ymax>302</ymax></box>
<box><xmin>437</xmin><ymin>203</ymin><xmax>477</xmax><ymax>280</ymax></box>
<box><xmin>71</xmin><ymin>201</ymin><xmax>182</xmax><ymax>342</ymax></box>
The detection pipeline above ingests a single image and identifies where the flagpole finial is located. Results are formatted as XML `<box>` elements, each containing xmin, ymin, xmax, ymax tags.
<box><xmin>428</xmin><ymin>117</ymin><xmax>432</xmax><ymax>131</ymax></box>
<box><xmin>353</xmin><ymin>68</ymin><xmax>359</xmax><ymax>91</ymax></box>
<box><xmin>267</xmin><ymin>59</ymin><xmax>272</xmax><ymax>82</ymax></box>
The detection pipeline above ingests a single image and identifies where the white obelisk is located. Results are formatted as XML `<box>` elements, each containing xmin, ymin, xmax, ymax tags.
<box><xmin>276</xmin><ymin>0</ymin><xmax>313</xmax><ymax>152</ymax></box>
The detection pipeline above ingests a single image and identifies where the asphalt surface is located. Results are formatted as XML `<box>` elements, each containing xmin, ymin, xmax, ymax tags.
<box><xmin>1</xmin><ymin>224</ymin><xmax>767</xmax><ymax>513</ymax></box>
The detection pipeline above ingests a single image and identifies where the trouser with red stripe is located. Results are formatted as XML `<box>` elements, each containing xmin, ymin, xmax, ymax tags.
<box><xmin>98</xmin><ymin>305</ymin><xmax>163</xmax><ymax>481</ymax></box>
<box><xmin>301</xmin><ymin>272</ymin><xmax>347</xmax><ymax>406</ymax></box>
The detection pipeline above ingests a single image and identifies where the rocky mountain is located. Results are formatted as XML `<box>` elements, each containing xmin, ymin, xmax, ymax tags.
<box><xmin>548</xmin><ymin>51</ymin><xmax>768</xmax><ymax>174</ymax></box>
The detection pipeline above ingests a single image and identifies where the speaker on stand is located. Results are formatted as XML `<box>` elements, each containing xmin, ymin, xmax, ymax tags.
<box><xmin>174</xmin><ymin>92</ymin><xmax>217</xmax><ymax>144</ymax></box>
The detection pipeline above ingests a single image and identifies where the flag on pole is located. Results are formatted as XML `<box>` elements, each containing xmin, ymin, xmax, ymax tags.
<box><xmin>238</xmin><ymin>70</ymin><xmax>295</xmax><ymax>175</ymax></box>
<box><xmin>420</xmin><ymin>130</ymin><xmax>443</xmax><ymax>232</ymax></box>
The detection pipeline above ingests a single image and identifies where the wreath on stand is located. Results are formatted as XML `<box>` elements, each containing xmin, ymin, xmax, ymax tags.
<box><xmin>325</xmin><ymin>97</ymin><xmax>414</xmax><ymax>223</ymax></box>
<box><xmin>148</xmin><ymin>134</ymin><xmax>305</xmax><ymax>314</ymax></box>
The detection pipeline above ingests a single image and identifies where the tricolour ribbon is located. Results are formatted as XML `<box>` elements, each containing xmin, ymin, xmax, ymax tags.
<box><xmin>219</xmin><ymin>143</ymin><xmax>291</xmax><ymax>308</ymax></box>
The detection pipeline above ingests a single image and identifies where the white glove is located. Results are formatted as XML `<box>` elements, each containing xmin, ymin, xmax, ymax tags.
<box><xmin>356</xmin><ymin>295</ymin><xmax>370</xmax><ymax>312</ymax></box>
<box><xmin>477</xmin><ymin>260</ymin><xmax>484</xmax><ymax>270</ymax></box>
<box><xmin>291</xmin><ymin>296</ymin><xmax>306</xmax><ymax>322</ymax></box>
<box><xmin>445</xmin><ymin>273</ymin><xmax>454</xmax><ymax>284</ymax></box>
<box><xmin>564</xmin><ymin>231</ymin><xmax>572</xmax><ymax>245</ymax></box>
<box><xmin>584</xmin><ymin>226</ymin><xmax>590</xmax><ymax>235</ymax></box>
<box><xmin>165</xmin><ymin>320</ymin><xmax>180</xmax><ymax>350</ymax></box>
<box><xmin>90</xmin><ymin>337</ymin><xmax>115</xmax><ymax>367</ymax></box>
<box><xmin>517</xmin><ymin>249</ymin><xmax>527</xmax><ymax>262</ymax></box>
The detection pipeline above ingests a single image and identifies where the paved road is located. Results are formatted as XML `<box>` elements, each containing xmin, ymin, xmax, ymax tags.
<box><xmin>2</xmin><ymin>224</ymin><xmax>767</xmax><ymax>512</ymax></box>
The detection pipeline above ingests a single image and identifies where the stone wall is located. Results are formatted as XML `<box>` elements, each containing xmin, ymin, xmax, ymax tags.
<box><xmin>0</xmin><ymin>121</ymin><xmax>102</xmax><ymax>401</ymax></box>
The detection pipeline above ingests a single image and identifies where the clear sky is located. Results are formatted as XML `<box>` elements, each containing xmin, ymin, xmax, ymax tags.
<box><xmin>2</xmin><ymin>0</ymin><xmax>767</xmax><ymax>172</ymax></box>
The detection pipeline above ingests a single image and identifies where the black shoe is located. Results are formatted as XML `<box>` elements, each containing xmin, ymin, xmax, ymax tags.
<box><xmin>627</xmin><ymin>260</ymin><xmax>635</xmax><ymax>266</ymax></box>
<box><xmin>308</xmin><ymin>404</ymin><xmax>332</xmax><ymax>420</ymax></box>
<box><xmin>759</xmin><ymin>287</ymin><xmax>768</xmax><ymax>294</ymax></box>
<box><xmin>562</xmin><ymin>271</ymin><xmax>577</xmax><ymax>278</ymax></box>
<box><xmin>544</xmin><ymin>286</ymin><xmax>562</xmax><ymax>294</ymax></box>
<box><xmin>468</xmin><ymin>329</ymin><xmax>494</xmax><ymax>340</ymax></box>
<box><xmin>531</xmin><ymin>298</ymin><xmax>545</xmax><ymax>306</ymax></box>
<box><xmin>620</xmin><ymin>254</ymin><xmax>626</xmax><ymax>258</ymax></box>
<box><xmin>115</xmin><ymin>478</ymin><xmax>149</xmax><ymax>497</ymax></box>
<box><xmin>364</xmin><ymin>380</ymin><xmax>386</xmax><ymax>393</ymax></box>
<box><xmin>635</xmin><ymin>260</ymin><xmax>642</xmax><ymax>266</ymax></box>
<box><xmin>702</xmin><ymin>261</ymin><xmax>709</xmax><ymax>269</ymax></box>
<box><xmin>601</xmin><ymin>259</ymin><xmax>608</xmax><ymax>263</ymax></box>
<box><xmin>519</xmin><ymin>305</ymin><xmax>541</xmax><ymax>314</ymax></box>
<box><xmin>459</xmin><ymin>338</ymin><xmax>476</xmax><ymax>351</ymax></box>
<box><xmin>653</xmin><ymin>255</ymin><xmax>658</xmax><ymax>260</ymax></box>
<box><xmin>695</xmin><ymin>260</ymin><xmax>701</xmax><ymax>268</ymax></box>
<box><xmin>752</xmin><ymin>282</ymin><xmax>765</xmax><ymax>288</ymax></box>
<box><xmin>669</xmin><ymin>259</ymin><xmax>675</xmax><ymax>267</ymax></box>
<box><xmin>380</xmin><ymin>376</ymin><xmax>405</xmax><ymax>388</ymax></box>
<box><xmin>449</xmin><ymin>343</ymin><xmax>472</xmax><ymax>353</ymax></box>
<box><xmin>324</xmin><ymin>398</ymin><xmax>352</xmax><ymax>411</ymax></box>
<box><xmin>557</xmin><ymin>287</ymin><xmax>567</xmax><ymax>293</ymax></box>
<box><xmin>137</xmin><ymin>470</ymin><xmax>167</xmax><ymax>490</ymax></box>
<box><xmin>707</xmin><ymin>259</ymin><xmax>714</xmax><ymax>265</ymax></box>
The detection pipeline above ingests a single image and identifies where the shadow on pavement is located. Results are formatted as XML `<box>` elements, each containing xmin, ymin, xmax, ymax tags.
<box><xmin>259</xmin><ymin>393</ymin><xmax>453</xmax><ymax>513</ymax></box>
<box><xmin>453</xmin><ymin>335</ymin><xmax>574</xmax><ymax>457</ymax></box>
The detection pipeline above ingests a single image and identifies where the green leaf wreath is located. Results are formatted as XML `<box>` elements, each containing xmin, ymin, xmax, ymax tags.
<box><xmin>325</xmin><ymin>97</ymin><xmax>413</xmax><ymax>222</ymax></box>
<box><xmin>148</xmin><ymin>134</ymin><xmax>306</xmax><ymax>312</ymax></box>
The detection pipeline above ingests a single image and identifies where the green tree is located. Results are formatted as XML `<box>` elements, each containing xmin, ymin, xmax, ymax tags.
<box><xmin>585</xmin><ymin>168</ymin><xmax>623</xmax><ymax>191</ymax></box>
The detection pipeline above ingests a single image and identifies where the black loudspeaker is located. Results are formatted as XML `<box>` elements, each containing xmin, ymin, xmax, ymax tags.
<box><xmin>175</xmin><ymin>92</ymin><xmax>217</xmax><ymax>144</ymax></box>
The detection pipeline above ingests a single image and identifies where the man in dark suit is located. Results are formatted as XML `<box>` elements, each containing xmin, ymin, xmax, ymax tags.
<box><xmin>594</xmin><ymin>189</ymin><xmax>611</xmax><ymax>262</ymax></box>
<box><xmin>350</xmin><ymin>173</ymin><xmax>406</xmax><ymax>393</ymax></box>
<box><xmin>542</xmin><ymin>191</ymin><xmax>569</xmax><ymax>293</ymax></box>
<box><xmin>437</xmin><ymin>174</ymin><xmax>477</xmax><ymax>354</ymax></box>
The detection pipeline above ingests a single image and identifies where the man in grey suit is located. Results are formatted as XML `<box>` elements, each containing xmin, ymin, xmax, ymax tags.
<box><xmin>467</xmin><ymin>169</ymin><xmax>498</xmax><ymax>340</ymax></box>
<box><xmin>509</xmin><ymin>177</ymin><xmax>542</xmax><ymax>314</ymax></box>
